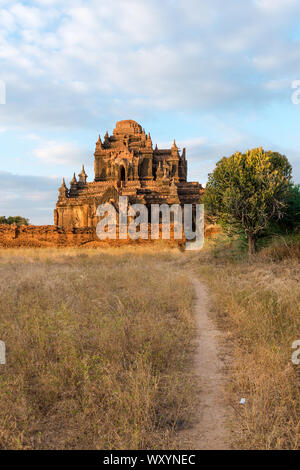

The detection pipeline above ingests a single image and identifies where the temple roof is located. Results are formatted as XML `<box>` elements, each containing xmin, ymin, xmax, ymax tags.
<box><xmin>113</xmin><ymin>120</ymin><xmax>143</xmax><ymax>136</ymax></box>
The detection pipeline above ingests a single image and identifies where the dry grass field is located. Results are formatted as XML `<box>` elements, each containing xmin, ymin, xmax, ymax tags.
<box><xmin>0</xmin><ymin>240</ymin><xmax>299</xmax><ymax>450</ymax></box>
<box><xmin>184</xmin><ymin>236</ymin><xmax>300</xmax><ymax>450</ymax></box>
<box><xmin>0</xmin><ymin>247</ymin><xmax>195</xmax><ymax>450</ymax></box>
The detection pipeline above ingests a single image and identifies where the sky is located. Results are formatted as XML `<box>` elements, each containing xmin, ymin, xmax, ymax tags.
<box><xmin>1</xmin><ymin>0</ymin><xmax>300</xmax><ymax>224</ymax></box>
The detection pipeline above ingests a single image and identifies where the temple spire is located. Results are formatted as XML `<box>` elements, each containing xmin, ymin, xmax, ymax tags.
<box><xmin>172</xmin><ymin>139</ymin><xmax>178</xmax><ymax>150</ymax></box>
<box><xmin>60</xmin><ymin>177</ymin><xmax>67</xmax><ymax>188</ymax></box>
<box><xmin>95</xmin><ymin>134</ymin><xmax>103</xmax><ymax>152</ymax></box>
<box><xmin>146</xmin><ymin>132</ymin><xmax>152</xmax><ymax>148</ymax></box>
<box><xmin>70</xmin><ymin>173</ymin><xmax>77</xmax><ymax>185</ymax></box>
<box><xmin>58</xmin><ymin>178</ymin><xmax>68</xmax><ymax>198</ymax></box>
<box><xmin>68</xmin><ymin>173</ymin><xmax>78</xmax><ymax>197</ymax></box>
<box><xmin>78</xmin><ymin>165</ymin><xmax>87</xmax><ymax>184</ymax></box>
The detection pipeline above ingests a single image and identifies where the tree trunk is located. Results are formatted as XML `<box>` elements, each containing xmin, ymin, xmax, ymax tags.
<box><xmin>248</xmin><ymin>235</ymin><xmax>257</xmax><ymax>255</ymax></box>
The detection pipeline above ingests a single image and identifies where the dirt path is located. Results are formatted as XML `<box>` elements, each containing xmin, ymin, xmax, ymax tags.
<box><xmin>178</xmin><ymin>278</ymin><xmax>231</xmax><ymax>450</ymax></box>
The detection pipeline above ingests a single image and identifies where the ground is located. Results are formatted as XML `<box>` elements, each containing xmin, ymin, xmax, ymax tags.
<box><xmin>0</xmin><ymin>247</ymin><xmax>195</xmax><ymax>450</ymax></box>
<box><xmin>177</xmin><ymin>279</ymin><xmax>231</xmax><ymax>450</ymax></box>
<box><xmin>0</xmin><ymin>241</ymin><xmax>298</xmax><ymax>450</ymax></box>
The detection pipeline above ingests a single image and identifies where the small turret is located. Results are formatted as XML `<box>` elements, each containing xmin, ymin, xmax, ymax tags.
<box><xmin>103</xmin><ymin>131</ymin><xmax>109</xmax><ymax>149</ymax></box>
<box><xmin>156</xmin><ymin>161</ymin><xmax>163</xmax><ymax>180</ymax></box>
<box><xmin>162</xmin><ymin>160</ymin><xmax>170</xmax><ymax>179</ymax></box>
<box><xmin>146</xmin><ymin>132</ymin><xmax>152</xmax><ymax>149</ymax></box>
<box><xmin>171</xmin><ymin>139</ymin><xmax>179</xmax><ymax>158</ymax></box>
<box><xmin>78</xmin><ymin>165</ymin><xmax>88</xmax><ymax>185</ymax></box>
<box><xmin>171</xmin><ymin>139</ymin><xmax>178</xmax><ymax>150</ymax></box>
<box><xmin>69</xmin><ymin>173</ymin><xmax>78</xmax><ymax>197</ymax></box>
<box><xmin>70</xmin><ymin>173</ymin><xmax>77</xmax><ymax>184</ymax></box>
<box><xmin>169</xmin><ymin>177</ymin><xmax>178</xmax><ymax>196</ymax></box>
<box><xmin>96</xmin><ymin>134</ymin><xmax>102</xmax><ymax>149</ymax></box>
<box><xmin>179</xmin><ymin>148</ymin><xmax>187</xmax><ymax>182</ymax></box>
<box><xmin>58</xmin><ymin>178</ymin><xmax>68</xmax><ymax>199</ymax></box>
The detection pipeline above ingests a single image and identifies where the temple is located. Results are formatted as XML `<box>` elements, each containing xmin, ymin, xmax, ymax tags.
<box><xmin>54</xmin><ymin>120</ymin><xmax>204</xmax><ymax>228</ymax></box>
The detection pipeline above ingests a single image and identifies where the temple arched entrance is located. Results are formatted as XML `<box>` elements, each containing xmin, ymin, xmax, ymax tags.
<box><xmin>120</xmin><ymin>165</ymin><xmax>126</xmax><ymax>182</ymax></box>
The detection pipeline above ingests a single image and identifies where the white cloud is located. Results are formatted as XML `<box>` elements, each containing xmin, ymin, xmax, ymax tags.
<box><xmin>33</xmin><ymin>140</ymin><xmax>87</xmax><ymax>165</ymax></box>
<box><xmin>1</xmin><ymin>0</ymin><xmax>300</xmax><ymax>130</ymax></box>
<box><xmin>0</xmin><ymin>9</ymin><xmax>16</xmax><ymax>32</ymax></box>
<box><xmin>10</xmin><ymin>3</ymin><xmax>45</xmax><ymax>29</ymax></box>
<box><xmin>255</xmin><ymin>0</ymin><xmax>297</xmax><ymax>11</ymax></box>
<box><xmin>0</xmin><ymin>171</ymin><xmax>60</xmax><ymax>224</ymax></box>
<box><xmin>264</xmin><ymin>79</ymin><xmax>291</xmax><ymax>90</ymax></box>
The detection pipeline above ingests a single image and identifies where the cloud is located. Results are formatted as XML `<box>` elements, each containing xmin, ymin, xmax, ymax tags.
<box><xmin>175</xmin><ymin>133</ymin><xmax>249</xmax><ymax>185</ymax></box>
<box><xmin>255</xmin><ymin>0</ymin><xmax>297</xmax><ymax>12</ymax></box>
<box><xmin>0</xmin><ymin>171</ymin><xmax>60</xmax><ymax>224</ymax></box>
<box><xmin>10</xmin><ymin>4</ymin><xmax>45</xmax><ymax>29</ymax></box>
<box><xmin>33</xmin><ymin>140</ymin><xmax>88</xmax><ymax>165</ymax></box>
<box><xmin>177</xmin><ymin>133</ymin><xmax>300</xmax><ymax>185</ymax></box>
<box><xmin>0</xmin><ymin>0</ymin><xmax>299</xmax><ymax>130</ymax></box>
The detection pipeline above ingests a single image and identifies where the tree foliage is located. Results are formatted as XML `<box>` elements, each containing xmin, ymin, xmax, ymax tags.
<box><xmin>203</xmin><ymin>147</ymin><xmax>292</xmax><ymax>254</ymax></box>
<box><xmin>0</xmin><ymin>216</ymin><xmax>29</xmax><ymax>226</ymax></box>
<box><xmin>281</xmin><ymin>183</ymin><xmax>300</xmax><ymax>232</ymax></box>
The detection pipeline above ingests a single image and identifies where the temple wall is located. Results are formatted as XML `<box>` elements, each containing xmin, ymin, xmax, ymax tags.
<box><xmin>56</xmin><ymin>205</ymin><xmax>91</xmax><ymax>229</ymax></box>
<box><xmin>0</xmin><ymin>223</ymin><xmax>221</xmax><ymax>248</ymax></box>
<box><xmin>0</xmin><ymin>224</ymin><xmax>97</xmax><ymax>247</ymax></box>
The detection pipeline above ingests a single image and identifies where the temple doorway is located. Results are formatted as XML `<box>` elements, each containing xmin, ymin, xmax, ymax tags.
<box><xmin>120</xmin><ymin>166</ymin><xmax>126</xmax><ymax>182</ymax></box>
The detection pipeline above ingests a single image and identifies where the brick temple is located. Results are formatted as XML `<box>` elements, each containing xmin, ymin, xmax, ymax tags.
<box><xmin>54</xmin><ymin>120</ymin><xmax>204</xmax><ymax>228</ymax></box>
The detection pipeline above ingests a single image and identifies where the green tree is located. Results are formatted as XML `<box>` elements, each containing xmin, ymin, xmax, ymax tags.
<box><xmin>203</xmin><ymin>147</ymin><xmax>292</xmax><ymax>254</ymax></box>
<box><xmin>0</xmin><ymin>216</ymin><xmax>29</xmax><ymax>226</ymax></box>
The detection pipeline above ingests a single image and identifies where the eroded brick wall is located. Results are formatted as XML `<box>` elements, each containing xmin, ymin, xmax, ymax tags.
<box><xmin>0</xmin><ymin>225</ymin><xmax>98</xmax><ymax>248</ymax></box>
<box><xmin>0</xmin><ymin>224</ymin><xmax>221</xmax><ymax>248</ymax></box>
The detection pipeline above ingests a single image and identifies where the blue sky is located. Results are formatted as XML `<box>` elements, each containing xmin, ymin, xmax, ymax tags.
<box><xmin>1</xmin><ymin>0</ymin><xmax>300</xmax><ymax>224</ymax></box>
